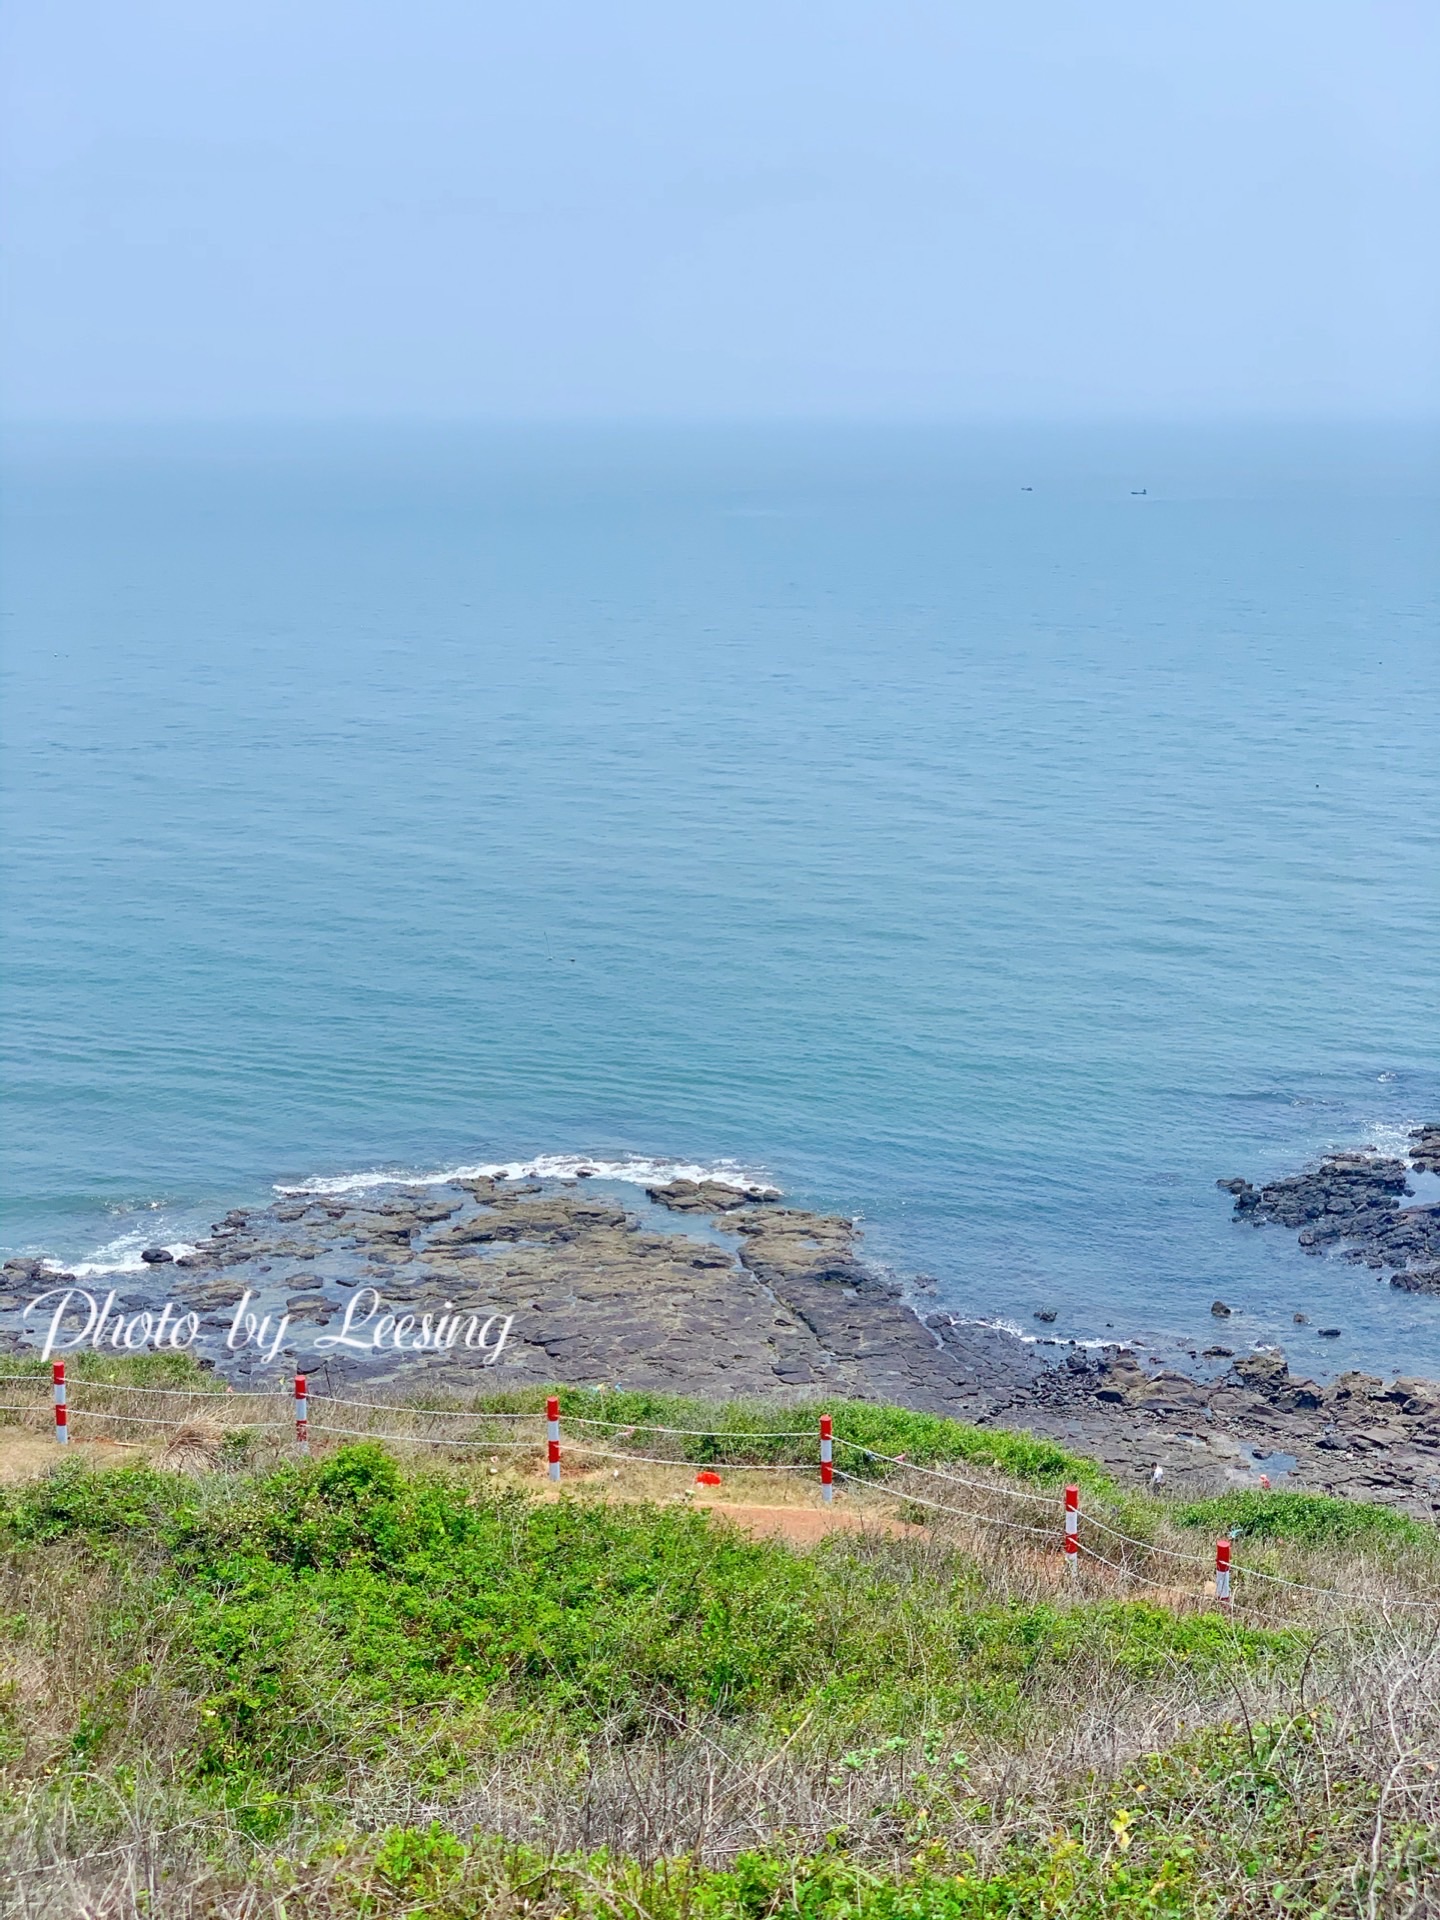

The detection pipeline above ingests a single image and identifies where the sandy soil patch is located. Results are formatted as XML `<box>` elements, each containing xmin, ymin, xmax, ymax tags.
<box><xmin>0</xmin><ymin>1427</ymin><xmax>145</xmax><ymax>1482</ymax></box>
<box><xmin>693</xmin><ymin>1500</ymin><xmax>923</xmax><ymax>1543</ymax></box>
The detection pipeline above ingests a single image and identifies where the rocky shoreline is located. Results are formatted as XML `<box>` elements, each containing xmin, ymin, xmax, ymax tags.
<box><xmin>1220</xmin><ymin>1124</ymin><xmax>1440</xmax><ymax>1293</ymax></box>
<box><xmin>4</xmin><ymin>1128</ymin><xmax>1440</xmax><ymax>1518</ymax></box>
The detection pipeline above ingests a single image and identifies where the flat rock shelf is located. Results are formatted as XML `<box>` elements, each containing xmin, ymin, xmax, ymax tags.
<box><xmin>6</xmin><ymin>1132</ymin><xmax>1440</xmax><ymax>1517</ymax></box>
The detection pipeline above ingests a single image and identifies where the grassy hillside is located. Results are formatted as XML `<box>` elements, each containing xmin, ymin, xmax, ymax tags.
<box><xmin>1</xmin><ymin>1365</ymin><xmax>1438</xmax><ymax>1916</ymax></box>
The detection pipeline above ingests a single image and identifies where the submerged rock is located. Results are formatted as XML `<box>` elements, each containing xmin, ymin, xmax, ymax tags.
<box><xmin>646</xmin><ymin>1178</ymin><xmax>779</xmax><ymax>1213</ymax></box>
<box><xmin>1391</xmin><ymin>1265</ymin><xmax>1440</xmax><ymax>1295</ymax></box>
<box><xmin>1222</xmin><ymin>1133</ymin><xmax>1440</xmax><ymax>1284</ymax></box>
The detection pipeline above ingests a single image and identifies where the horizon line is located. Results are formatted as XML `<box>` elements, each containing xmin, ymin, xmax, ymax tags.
<box><xmin>4</xmin><ymin>410</ymin><xmax>1439</xmax><ymax>433</ymax></box>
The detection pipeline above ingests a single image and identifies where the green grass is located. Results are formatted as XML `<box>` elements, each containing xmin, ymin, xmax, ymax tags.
<box><xmin>0</xmin><ymin>1444</ymin><xmax>1293</xmax><ymax>1799</ymax></box>
<box><xmin>0</xmin><ymin>1355</ymin><xmax>1116</xmax><ymax>1493</ymax></box>
<box><xmin>0</xmin><ymin>1345</ymin><xmax>228</xmax><ymax>1388</ymax></box>
<box><xmin>1171</xmin><ymin>1488</ymin><xmax>1436</xmax><ymax>1552</ymax></box>
<box><xmin>2</xmin><ymin>1370</ymin><xmax>1437</xmax><ymax>1916</ymax></box>
<box><xmin>354</xmin><ymin>1831</ymin><xmax>1219</xmax><ymax>1919</ymax></box>
<box><xmin>506</xmin><ymin>1383</ymin><xmax>1116</xmax><ymax>1495</ymax></box>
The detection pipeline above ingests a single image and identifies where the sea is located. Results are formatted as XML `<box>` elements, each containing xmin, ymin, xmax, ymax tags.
<box><xmin>2</xmin><ymin>421</ymin><xmax>1437</xmax><ymax>1380</ymax></box>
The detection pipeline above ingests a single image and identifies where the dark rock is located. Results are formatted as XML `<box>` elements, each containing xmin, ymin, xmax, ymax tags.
<box><xmin>1275</xmin><ymin>1378</ymin><xmax>1324</xmax><ymax>1410</ymax></box>
<box><xmin>285</xmin><ymin>1296</ymin><xmax>332</xmax><ymax>1323</ymax></box>
<box><xmin>1392</xmin><ymin>1378</ymin><xmax>1440</xmax><ymax>1414</ymax></box>
<box><xmin>140</xmin><ymin>1247</ymin><xmax>174</xmax><ymax>1264</ymax></box>
<box><xmin>171</xmin><ymin>1273</ymin><xmax>243</xmax><ymax>1306</ymax></box>
<box><xmin>1391</xmin><ymin>1266</ymin><xmax>1440</xmax><ymax>1295</ymax></box>
<box><xmin>1332</xmin><ymin>1371</ymin><xmax>1383</xmax><ymax>1401</ymax></box>
<box><xmin>1234</xmin><ymin>1351</ymin><xmax>1288</xmax><ymax>1393</ymax></box>
<box><xmin>1223</xmin><ymin>1146</ymin><xmax>1436</xmax><ymax>1276</ymax></box>
<box><xmin>1317</xmin><ymin>1327</ymin><xmax>1342</xmax><ymax>1338</ymax></box>
<box><xmin>647</xmin><ymin>1178</ymin><xmax>777</xmax><ymax>1214</ymax></box>
<box><xmin>1203</xmin><ymin>1346</ymin><xmax>1233</xmax><ymax>1358</ymax></box>
<box><xmin>1034</xmin><ymin>1308</ymin><xmax>1057</xmax><ymax>1323</ymax></box>
<box><xmin>72</xmin><ymin>1158</ymin><xmax>1440</xmax><ymax>1516</ymax></box>
<box><xmin>1211</xmin><ymin>1300</ymin><xmax>1232</xmax><ymax>1317</ymax></box>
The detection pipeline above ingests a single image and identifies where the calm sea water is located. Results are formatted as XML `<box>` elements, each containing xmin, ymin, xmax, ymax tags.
<box><xmin>2</xmin><ymin>423</ymin><xmax>1438</xmax><ymax>1378</ymax></box>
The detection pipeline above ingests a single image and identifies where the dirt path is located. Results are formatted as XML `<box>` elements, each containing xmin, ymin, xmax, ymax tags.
<box><xmin>0</xmin><ymin>1431</ymin><xmax>145</xmax><ymax>1482</ymax></box>
<box><xmin>692</xmin><ymin>1499</ymin><xmax>923</xmax><ymax>1543</ymax></box>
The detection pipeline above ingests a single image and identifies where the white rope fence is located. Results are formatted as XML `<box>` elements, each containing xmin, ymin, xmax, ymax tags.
<box><xmin>3</xmin><ymin>1363</ymin><xmax>1435</xmax><ymax>1616</ymax></box>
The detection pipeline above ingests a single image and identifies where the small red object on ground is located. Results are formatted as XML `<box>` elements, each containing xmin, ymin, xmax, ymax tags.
<box><xmin>694</xmin><ymin>1469</ymin><xmax>723</xmax><ymax>1487</ymax></box>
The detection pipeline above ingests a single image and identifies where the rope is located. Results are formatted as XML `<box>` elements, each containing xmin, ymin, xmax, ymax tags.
<box><xmin>566</xmin><ymin>1416</ymin><xmax>815</xmax><ymax>1438</ymax></box>
<box><xmin>1085</xmin><ymin>1511</ymin><xmax>1440</xmax><ymax>1613</ymax></box>
<box><xmin>308</xmin><ymin>1394</ymin><xmax>535</xmax><ymax>1419</ymax></box>
<box><xmin>836</xmin><ymin>1470</ymin><xmax>1057</xmax><ymax>1539</ymax></box>
<box><xmin>841</xmin><ymin>1446</ymin><xmax>1440</xmax><ymax>1614</ymax></box>
<box><xmin>1079</xmin><ymin>1543</ymin><xmax>1358</xmax><ymax>1622</ymax></box>
<box><xmin>565</xmin><ymin>1443</ymin><xmax>816</xmax><ymax>1471</ymax></box>
<box><xmin>1231</xmin><ymin>1563</ymin><xmax>1440</xmax><ymax>1611</ymax></box>
<box><xmin>303</xmin><ymin>1400</ymin><xmax>814</xmax><ymax>1436</ymax></box>
<box><xmin>832</xmin><ymin>1438</ymin><xmax>1059</xmax><ymax>1505</ymax></box>
<box><xmin>1081</xmin><ymin>1510</ymin><xmax>1212</xmax><ymax>1569</ymax></box>
<box><xmin>1080</xmin><ymin>1509</ymin><xmax>1440</xmax><ymax>1613</ymax></box>
<box><xmin>307</xmin><ymin>1423</ymin><xmax>538</xmax><ymax>1449</ymax></box>
<box><xmin>12</xmin><ymin>1380</ymin><xmax>285</xmax><ymax>1400</ymax></box>
<box><xmin>66</xmin><ymin>1407</ymin><xmax>291</xmax><ymax>1431</ymax></box>
<box><xmin>1077</xmin><ymin>1542</ymin><xmax>1218</xmax><ymax>1594</ymax></box>
<box><xmin>20</xmin><ymin>1385</ymin><xmax>1440</xmax><ymax>1620</ymax></box>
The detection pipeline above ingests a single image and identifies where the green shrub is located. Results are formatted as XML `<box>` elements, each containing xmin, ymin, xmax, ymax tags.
<box><xmin>0</xmin><ymin>1447</ymin><xmax>1293</xmax><ymax>1794</ymax></box>
<box><xmin>542</xmin><ymin>1386</ymin><xmax>1114</xmax><ymax>1494</ymax></box>
<box><xmin>0</xmin><ymin>1347</ymin><xmax>223</xmax><ymax>1389</ymax></box>
<box><xmin>1</xmin><ymin>1430</ymin><xmax>1426</xmax><ymax>1917</ymax></box>
<box><xmin>0</xmin><ymin>1458</ymin><xmax>199</xmax><ymax>1547</ymax></box>
<box><xmin>685</xmin><ymin>1845</ymin><xmax>1208</xmax><ymax>1920</ymax></box>
<box><xmin>1172</xmin><ymin>1489</ymin><xmax>1435</xmax><ymax>1551</ymax></box>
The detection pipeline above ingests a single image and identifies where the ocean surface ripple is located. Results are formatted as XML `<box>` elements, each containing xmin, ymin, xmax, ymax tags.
<box><xmin>2</xmin><ymin>423</ymin><xmax>1437</xmax><ymax>1377</ymax></box>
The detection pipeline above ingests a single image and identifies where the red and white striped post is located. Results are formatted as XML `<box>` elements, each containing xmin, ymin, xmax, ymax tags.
<box><xmin>819</xmin><ymin>1414</ymin><xmax>834</xmax><ymax>1503</ymax></box>
<box><xmin>1063</xmin><ymin>1483</ymin><xmax>1079</xmax><ymax>1574</ymax></box>
<box><xmin>1215</xmin><ymin>1537</ymin><xmax>1232</xmax><ymax>1608</ymax></box>
<box><xmin>294</xmin><ymin>1373</ymin><xmax>309</xmax><ymax>1455</ymax></box>
<box><xmin>53</xmin><ymin>1360</ymin><xmax>68</xmax><ymax>1445</ymax></box>
<box><xmin>547</xmin><ymin>1396</ymin><xmax>561</xmax><ymax>1482</ymax></box>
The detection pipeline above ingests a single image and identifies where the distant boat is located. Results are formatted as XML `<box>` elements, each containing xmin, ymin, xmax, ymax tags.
<box><xmin>1131</xmin><ymin>488</ymin><xmax>1147</xmax><ymax>496</ymax></box>
<box><xmin>1020</xmin><ymin>485</ymin><xmax>1033</xmax><ymax>492</ymax></box>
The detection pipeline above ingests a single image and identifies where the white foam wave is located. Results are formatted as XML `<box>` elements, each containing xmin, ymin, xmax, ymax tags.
<box><xmin>1360</xmin><ymin>1117</ymin><xmax>1424</xmax><ymax>1157</ymax></box>
<box><xmin>952</xmin><ymin>1314</ymin><xmax>1115</xmax><ymax>1352</ymax></box>
<box><xmin>276</xmin><ymin>1153</ymin><xmax>782</xmax><ymax>1198</ymax></box>
<box><xmin>39</xmin><ymin>1235</ymin><xmax>198</xmax><ymax>1280</ymax></box>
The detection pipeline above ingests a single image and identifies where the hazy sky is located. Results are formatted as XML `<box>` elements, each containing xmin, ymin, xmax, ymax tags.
<box><xmin>2</xmin><ymin>1</ymin><xmax>1436</xmax><ymax>420</ymax></box>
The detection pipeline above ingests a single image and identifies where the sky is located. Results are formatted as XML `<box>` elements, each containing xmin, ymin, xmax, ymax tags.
<box><xmin>1</xmin><ymin>1</ymin><xmax>1437</xmax><ymax>421</ymax></box>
